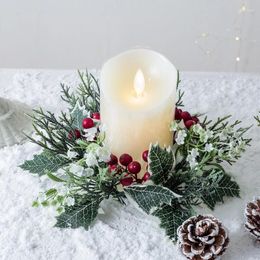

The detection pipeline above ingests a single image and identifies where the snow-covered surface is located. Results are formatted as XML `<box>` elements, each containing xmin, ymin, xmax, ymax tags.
<box><xmin>0</xmin><ymin>69</ymin><xmax>259</xmax><ymax>260</ymax></box>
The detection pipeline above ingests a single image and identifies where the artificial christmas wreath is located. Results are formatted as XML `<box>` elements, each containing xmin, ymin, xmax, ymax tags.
<box><xmin>20</xmin><ymin>71</ymin><xmax>251</xmax><ymax>242</ymax></box>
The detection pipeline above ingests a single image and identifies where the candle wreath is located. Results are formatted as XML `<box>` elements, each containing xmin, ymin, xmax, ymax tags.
<box><xmin>20</xmin><ymin>70</ymin><xmax>251</xmax><ymax>244</ymax></box>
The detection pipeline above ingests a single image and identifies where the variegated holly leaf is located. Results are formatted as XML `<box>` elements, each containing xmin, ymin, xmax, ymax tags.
<box><xmin>71</xmin><ymin>102</ymin><xmax>87</xmax><ymax>130</ymax></box>
<box><xmin>148</xmin><ymin>144</ymin><xmax>174</xmax><ymax>184</ymax></box>
<box><xmin>55</xmin><ymin>197</ymin><xmax>102</xmax><ymax>229</ymax></box>
<box><xmin>152</xmin><ymin>203</ymin><xmax>193</xmax><ymax>241</ymax></box>
<box><xmin>125</xmin><ymin>185</ymin><xmax>181</xmax><ymax>214</ymax></box>
<box><xmin>20</xmin><ymin>151</ymin><xmax>69</xmax><ymax>176</ymax></box>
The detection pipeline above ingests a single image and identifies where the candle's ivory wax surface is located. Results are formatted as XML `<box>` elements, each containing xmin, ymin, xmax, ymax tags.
<box><xmin>100</xmin><ymin>49</ymin><xmax>177</xmax><ymax>164</ymax></box>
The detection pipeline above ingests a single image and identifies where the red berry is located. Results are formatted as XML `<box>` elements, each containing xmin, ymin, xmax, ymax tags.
<box><xmin>191</xmin><ymin>116</ymin><xmax>199</xmax><ymax>124</ymax></box>
<box><xmin>142</xmin><ymin>172</ymin><xmax>151</xmax><ymax>182</ymax></box>
<box><xmin>185</xmin><ymin>120</ymin><xmax>196</xmax><ymax>129</ymax></box>
<box><xmin>119</xmin><ymin>153</ymin><xmax>133</xmax><ymax>166</ymax></box>
<box><xmin>175</xmin><ymin>108</ymin><xmax>182</xmax><ymax>120</ymax></box>
<box><xmin>120</xmin><ymin>177</ymin><xmax>134</xmax><ymax>186</ymax></box>
<box><xmin>108</xmin><ymin>164</ymin><xmax>117</xmax><ymax>172</ymax></box>
<box><xmin>127</xmin><ymin>161</ymin><xmax>141</xmax><ymax>174</ymax></box>
<box><xmin>68</xmin><ymin>129</ymin><xmax>81</xmax><ymax>139</ymax></box>
<box><xmin>108</xmin><ymin>154</ymin><xmax>118</xmax><ymax>166</ymax></box>
<box><xmin>142</xmin><ymin>150</ymin><xmax>149</xmax><ymax>162</ymax></box>
<box><xmin>180</xmin><ymin>111</ymin><xmax>192</xmax><ymax>122</ymax></box>
<box><xmin>82</xmin><ymin>118</ymin><xmax>94</xmax><ymax>129</ymax></box>
<box><xmin>92</xmin><ymin>112</ymin><xmax>100</xmax><ymax>120</ymax></box>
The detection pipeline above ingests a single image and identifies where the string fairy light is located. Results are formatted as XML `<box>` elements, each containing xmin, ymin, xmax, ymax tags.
<box><xmin>194</xmin><ymin>1</ymin><xmax>258</xmax><ymax>71</ymax></box>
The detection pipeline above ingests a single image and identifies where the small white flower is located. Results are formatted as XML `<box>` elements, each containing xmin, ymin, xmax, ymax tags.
<box><xmin>190</xmin><ymin>148</ymin><xmax>199</xmax><ymax>158</ymax></box>
<box><xmin>200</xmin><ymin>129</ymin><xmax>213</xmax><ymax>143</ymax></box>
<box><xmin>99</xmin><ymin>123</ymin><xmax>107</xmax><ymax>133</ymax></box>
<box><xmin>84</xmin><ymin>152</ymin><xmax>98</xmax><ymax>167</ymax></box>
<box><xmin>67</xmin><ymin>149</ymin><xmax>78</xmax><ymax>159</ymax></box>
<box><xmin>96</xmin><ymin>146</ymin><xmax>111</xmax><ymax>162</ymax></box>
<box><xmin>175</xmin><ymin>130</ymin><xmax>187</xmax><ymax>145</ymax></box>
<box><xmin>192</xmin><ymin>124</ymin><xmax>204</xmax><ymax>134</ymax></box>
<box><xmin>229</xmin><ymin>141</ymin><xmax>236</xmax><ymax>148</ymax></box>
<box><xmin>56</xmin><ymin>185</ymin><xmax>69</xmax><ymax>196</ymax></box>
<box><xmin>186</xmin><ymin>148</ymin><xmax>199</xmax><ymax>169</ymax></box>
<box><xmin>65</xmin><ymin>197</ymin><xmax>75</xmax><ymax>206</ymax></box>
<box><xmin>189</xmin><ymin>160</ymin><xmax>198</xmax><ymax>168</ymax></box>
<box><xmin>70</xmin><ymin>164</ymin><xmax>84</xmax><ymax>176</ymax></box>
<box><xmin>186</xmin><ymin>154</ymin><xmax>198</xmax><ymax>169</ymax></box>
<box><xmin>83</xmin><ymin>168</ymin><xmax>94</xmax><ymax>177</ymax></box>
<box><xmin>170</xmin><ymin>121</ymin><xmax>179</xmax><ymax>132</ymax></box>
<box><xmin>83</xmin><ymin>127</ymin><xmax>97</xmax><ymax>141</ymax></box>
<box><xmin>205</xmin><ymin>143</ymin><xmax>214</xmax><ymax>152</ymax></box>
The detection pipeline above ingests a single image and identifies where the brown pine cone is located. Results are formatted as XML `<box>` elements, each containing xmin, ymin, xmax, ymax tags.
<box><xmin>177</xmin><ymin>215</ymin><xmax>229</xmax><ymax>260</ymax></box>
<box><xmin>245</xmin><ymin>197</ymin><xmax>260</xmax><ymax>241</ymax></box>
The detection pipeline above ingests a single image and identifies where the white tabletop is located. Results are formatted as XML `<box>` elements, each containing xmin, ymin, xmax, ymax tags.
<box><xmin>0</xmin><ymin>70</ymin><xmax>259</xmax><ymax>260</ymax></box>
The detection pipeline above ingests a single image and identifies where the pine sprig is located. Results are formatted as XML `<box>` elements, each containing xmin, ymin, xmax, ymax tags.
<box><xmin>175</xmin><ymin>71</ymin><xmax>184</xmax><ymax>107</ymax></box>
<box><xmin>255</xmin><ymin>112</ymin><xmax>260</xmax><ymax>126</ymax></box>
<box><xmin>26</xmin><ymin>108</ymin><xmax>75</xmax><ymax>155</ymax></box>
<box><xmin>61</xmin><ymin>70</ymin><xmax>100</xmax><ymax>113</ymax></box>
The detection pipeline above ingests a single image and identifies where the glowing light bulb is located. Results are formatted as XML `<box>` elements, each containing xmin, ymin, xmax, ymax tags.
<box><xmin>235</xmin><ymin>36</ymin><xmax>240</xmax><ymax>41</ymax></box>
<box><xmin>236</xmin><ymin>57</ymin><xmax>240</xmax><ymax>62</ymax></box>
<box><xmin>134</xmin><ymin>69</ymin><xmax>145</xmax><ymax>97</ymax></box>
<box><xmin>240</xmin><ymin>5</ymin><xmax>247</xmax><ymax>12</ymax></box>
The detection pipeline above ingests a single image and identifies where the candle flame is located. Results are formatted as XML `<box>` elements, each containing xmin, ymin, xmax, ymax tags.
<box><xmin>134</xmin><ymin>69</ymin><xmax>145</xmax><ymax>97</ymax></box>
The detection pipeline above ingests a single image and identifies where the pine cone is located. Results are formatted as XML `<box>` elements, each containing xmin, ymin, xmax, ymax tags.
<box><xmin>177</xmin><ymin>215</ymin><xmax>229</xmax><ymax>260</ymax></box>
<box><xmin>245</xmin><ymin>197</ymin><xmax>260</xmax><ymax>241</ymax></box>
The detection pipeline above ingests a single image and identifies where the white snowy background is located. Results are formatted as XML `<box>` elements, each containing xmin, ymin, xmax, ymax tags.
<box><xmin>0</xmin><ymin>70</ymin><xmax>259</xmax><ymax>260</ymax></box>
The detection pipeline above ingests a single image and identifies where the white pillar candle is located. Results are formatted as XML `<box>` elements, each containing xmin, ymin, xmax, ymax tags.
<box><xmin>100</xmin><ymin>49</ymin><xmax>177</xmax><ymax>162</ymax></box>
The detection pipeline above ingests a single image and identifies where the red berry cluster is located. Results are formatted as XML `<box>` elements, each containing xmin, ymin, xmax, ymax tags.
<box><xmin>175</xmin><ymin>108</ymin><xmax>199</xmax><ymax>129</ymax></box>
<box><xmin>107</xmin><ymin>150</ymin><xmax>151</xmax><ymax>187</ymax></box>
<box><xmin>67</xmin><ymin>112</ymin><xmax>101</xmax><ymax>140</ymax></box>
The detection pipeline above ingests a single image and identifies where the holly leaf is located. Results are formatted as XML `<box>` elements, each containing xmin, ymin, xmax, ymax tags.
<box><xmin>55</xmin><ymin>197</ymin><xmax>102</xmax><ymax>229</ymax></box>
<box><xmin>125</xmin><ymin>185</ymin><xmax>181</xmax><ymax>214</ymax></box>
<box><xmin>200</xmin><ymin>172</ymin><xmax>240</xmax><ymax>210</ymax></box>
<box><xmin>148</xmin><ymin>144</ymin><xmax>174</xmax><ymax>184</ymax></box>
<box><xmin>71</xmin><ymin>102</ymin><xmax>87</xmax><ymax>130</ymax></box>
<box><xmin>20</xmin><ymin>151</ymin><xmax>69</xmax><ymax>176</ymax></box>
<box><xmin>152</xmin><ymin>203</ymin><xmax>193</xmax><ymax>241</ymax></box>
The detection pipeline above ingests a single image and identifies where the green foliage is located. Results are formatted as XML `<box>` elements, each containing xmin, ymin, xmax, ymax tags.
<box><xmin>148</xmin><ymin>144</ymin><xmax>174</xmax><ymax>184</ymax></box>
<box><xmin>20</xmin><ymin>151</ymin><xmax>69</xmax><ymax>176</ymax></box>
<box><xmin>175</xmin><ymin>71</ymin><xmax>184</xmax><ymax>107</ymax></box>
<box><xmin>26</xmin><ymin>108</ymin><xmax>76</xmax><ymax>155</ymax></box>
<box><xmin>125</xmin><ymin>185</ymin><xmax>181</xmax><ymax>214</ymax></box>
<box><xmin>55</xmin><ymin>197</ymin><xmax>102</xmax><ymax>229</ymax></box>
<box><xmin>255</xmin><ymin>112</ymin><xmax>260</xmax><ymax>126</ymax></box>
<box><xmin>70</xmin><ymin>103</ymin><xmax>87</xmax><ymax>130</ymax></box>
<box><xmin>152</xmin><ymin>203</ymin><xmax>194</xmax><ymax>241</ymax></box>
<box><xmin>61</xmin><ymin>70</ymin><xmax>100</xmax><ymax>113</ymax></box>
<box><xmin>199</xmin><ymin>171</ymin><xmax>240</xmax><ymax>210</ymax></box>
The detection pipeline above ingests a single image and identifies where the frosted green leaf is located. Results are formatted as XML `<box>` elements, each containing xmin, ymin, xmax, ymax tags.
<box><xmin>71</xmin><ymin>102</ymin><xmax>87</xmax><ymax>130</ymax></box>
<box><xmin>125</xmin><ymin>185</ymin><xmax>180</xmax><ymax>214</ymax></box>
<box><xmin>153</xmin><ymin>204</ymin><xmax>193</xmax><ymax>241</ymax></box>
<box><xmin>55</xmin><ymin>197</ymin><xmax>102</xmax><ymax>229</ymax></box>
<box><xmin>201</xmin><ymin>173</ymin><xmax>240</xmax><ymax>210</ymax></box>
<box><xmin>20</xmin><ymin>151</ymin><xmax>69</xmax><ymax>176</ymax></box>
<box><xmin>148</xmin><ymin>144</ymin><xmax>174</xmax><ymax>184</ymax></box>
